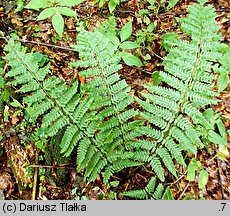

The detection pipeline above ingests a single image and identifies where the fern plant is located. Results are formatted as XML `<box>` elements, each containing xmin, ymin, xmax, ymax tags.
<box><xmin>134</xmin><ymin>0</ymin><xmax>228</xmax><ymax>182</ymax></box>
<box><xmin>69</xmin><ymin>26</ymin><xmax>145</xmax><ymax>183</ymax></box>
<box><xmin>4</xmin><ymin>29</ymin><xmax>144</xmax><ymax>183</ymax></box>
<box><xmin>3</xmin><ymin>0</ymin><xmax>228</xmax><ymax>199</ymax></box>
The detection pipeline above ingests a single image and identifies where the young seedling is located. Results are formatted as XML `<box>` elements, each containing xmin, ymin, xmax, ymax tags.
<box><xmin>25</xmin><ymin>0</ymin><xmax>85</xmax><ymax>36</ymax></box>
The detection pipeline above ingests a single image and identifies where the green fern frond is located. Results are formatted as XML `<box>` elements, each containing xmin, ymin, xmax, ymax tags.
<box><xmin>4</xmin><ymin>40</ymin><xmax>89</xmax><ymax>152</ymax></box>
<box><xmin>69</xmin><ymin>26</ymin><xmax>146</xmax><ymax>182</ymax></box>
<box><xmin>136</xmin><ymin>0</ymin><xmax>227</xmax><ymax>181</ymax></box>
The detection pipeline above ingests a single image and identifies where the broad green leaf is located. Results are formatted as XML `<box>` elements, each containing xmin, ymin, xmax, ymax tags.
<box><xmin>120</xmin><ymin>41</ymin><xmax>140</xmax><ymax>49</ymax></box>
<box><xmin>143</xmin><ymin>16</ymin><xmax>150</xmax><ymax>25</ymax></box>
<box><xmin>58</xmin><ymin>0</ymin><xmax>85</xmax><ymax>6</ymax></box>
<box><xmin>218</xmin><ymin>73</ymin><xmax>229</xmax><ymax>92</ymax></box>
<box><xmin>120</xmin><ymin>52</ymin><xmax>143</xmax><ymax>66</ymax></box>
<box><xmin>198</xmin><ymin>170</ymin><xmax>209</xmax><ymax>189</ymax></box>
<box><xmin>220</xmin><ymin>48</ymin><xmax>230</xmax><ymax>69</ymax></box>
<box><xmin>99</xmin><ymin>0</ymin><xmax>107</xmax><ymax>7</ymax></box>
<box><xmin>0</xmin><ymin>76</ymin><xmax>4</xmax><ymax>88</ymax></box>
<box><xmin>162</xmin><ymin>187</ymin><xmax>174</xmax><ymax>200</ymax></box>
<box><xmin>10</xmin><ymin>98</ymin><xmax>23</xmax><ymax>108</ymax></box>
<box><xmin>148</xmin><ymin>5</ymin><xmax>155</xmax><ymax>10</ymax></box>
<box><xmin>216</xmin><ymin>119</ymin><xmax>227</xmax><ymax>144</ymax></box>
<box><xmin>147</xmin><ymin>22</ymin><xmax>156</xmax><ymax>32</ymax></box>
<box><xmin>152</xmin><ymin>71</ymin><xmax>162</xmax><ymax>86</ymax></box>
<box><xmin>37</xmin><ymin>8</ymin><xmax>56</xmax><ymax>20</ymax></box>
<box><xmin>138</xmin><ymin>9</ymin><xmax>149</xmax><ymax>16</ymax></box>
<box><xmin>109</xmin><ymin>0</ymin><xmax>118</xmax><ymax>13</ymax></box>
<box><xmin>186</xmin><ymin>158</ymin><xmax>201</xmax><ymax>182</ymax></box>
<box><xmin>110</xmin><ymin>181</ymin><xmax>119</xmax><ymax>187</ymax></box>
<box><xmin>25</xmin><ymin>0</ymin><xmax>53</xmax><ymax>10</ymax></box>
<box><xmin>15</xmin><ymin>0</ymin><xmax>25</xmax><ymax>13</ymax></box>
<box><xmin>56</xmin><ymin>7</ymin><xmax>76</xmax><ymax>17</ymax></box>
<box><xmin>52</xmin><ymin>13</ymin><xmax>64</xmax><ymax>36</ymax></box>
<box><xmin>120</xmin><ymin>21</ymin><xmax>132</xmax><ymax>42</ymax></box>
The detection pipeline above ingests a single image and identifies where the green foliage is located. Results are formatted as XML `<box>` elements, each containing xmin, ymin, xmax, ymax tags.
<box><xmin>96</xmin><ymin>17</ymin><xmax>143</xmax><ymax>66</ymax></box>
<box><xmin>186</xmin><ymin>158</ymin><xmax>209</xmax><ymax>189</ymax></box>
<box><xmin>4</xmin><ymin>29</ymin><xmax>143</xmax><ymax>183</ymax></box>
<box><xmin>15</xmin><ymin>0</ymin><xmax>25</xmax><ymax>13</ymax></box>
<box><xmin>136</xmin><ymin>0</ymin><xmax>228</xmax><ymax>182</ymax></box>
<box><xmin>161</xmin><ymin>32</ymin><xmax>178</xmax><ymax>51</ymax></box>
<box><xmin>146</xmin><ymin>0</ymin><xmax>179</xmax><ymax>12</ymax></box>
<box><xmin>198</xmin><ymin>169</ymin><xmax>209</xmax><ymax>189</ymax></box>
<box><xmin>25</xmin><ymin>0</ymin><xmax>85</xmax><ymax>36</ymax></box>
<box><xmin>217</xmin><ymin>46</ymin><xmax>230</xmax><ymax>92</ymax></box>
<box><xmin>69</xmin><ymin>26</ymin><xmax>144</xmax><ymax>182</ymax></box>
<box><xmin>120</xmin><ymin>20</ymin><xmax>132</xmax><ymax>42</ymax></box>
<box><xmin>0</xmin><ymin>68</ymin><xmax>11</xmax><ymax>111</ymax></box>
<box><xmin>3</xmin><ymin>0</ymin><xmax>228</xmax><ymax>199</ymax></box>
<box><xmin>186</xmin><ymin>158</ymin><xmax>201</xmax><ymax>181</ymax></box>
<box><xmin>134</xmin><ymin>21</ymin><xmax>156</xmax><ymax>63</ymax></box>
<box><xmin>122</xmin><ymin>177</ymin><xmax>174</xmax><ymax>199</ymax></box>
<box><xmin>95</xmin><ymin>0</ymin><xmax>120</xmax><ymax>13</ymax></box>
<box><xmin>201</xmin><ymin>108</ymin><xmax>227</xmax><ymax>145</ymax></box>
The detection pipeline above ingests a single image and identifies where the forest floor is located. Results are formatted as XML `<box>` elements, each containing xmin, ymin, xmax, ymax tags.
<box><xmin>0</xmin><ymin>0</ymin><xmax>229</xmax><ymax>200</ymax></box>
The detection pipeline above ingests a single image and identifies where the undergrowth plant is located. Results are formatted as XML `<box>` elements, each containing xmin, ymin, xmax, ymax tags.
<box><xmin>25</xmin><ymin>0</ymin><xmax>85</xmax><ymax>36</ymax></box>
<box><xmin>132</xmin><ymin>0</ymin><xmax>228</xmax><ymax>184</ymax></box>
<box><xmin>95</xmin><ymin>0</ymin><xmax>120</xmax><ymax>13</ymax></box>
<box><xmin>3</xmin><ymin>0</ymin><xmax>228</xmax><ymax>199</ymax></box>
<box><xmin>4</xmin><ymin>28</ymin><xmax>144</xmax><ymax>183</ymax></box>
<box><xmin>95</xmin><ymin>16</ymin><xmax>143</xmax><ymax>66</ymax></box>
<box><xmin>146</xmin><ymin>0</ymin><xmax>179</xmax><ymax>11</ymax></box>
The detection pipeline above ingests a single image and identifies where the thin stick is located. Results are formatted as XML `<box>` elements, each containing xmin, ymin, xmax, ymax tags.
<box><xmin>178</xmin><ymin>182</ymin><xmax>190</xmax><ymax>200</ymax></box>
<box><xmin>31</xmin><ymin>152</ymin><xmax>38</xmax><ymax>200</ymax></box>
<box><xmin>19</xmin><ymin>38</ymin><xmax>77</xmax><ymax>52</ymax></box>
<box><xmin>206</xmin><ymin>154</ymin><xmax>218</xmax><ymax>164</ymax></box>
<box><xmin>29</xmin><ymin>164</ymin><xmax>75</xmax><ymax>170</ymax></box>
<box><xmin>0</xmin><ymin>36</ymin><xmax>77</xmax><ymax>52</ymax></box>
<box><xmin>151</xmin><ymin>52</ymin><xmax>164</xmax><ymax>60</ymax></box>
<box><xmin>214</xmin><ymin>144</ymin><xmax>225</xmax><ymax>199</ymax></box>
<box><xmin>170</xmin><ymin>171</ymin><xmax>188</xmax><ymax>186</ymax></box>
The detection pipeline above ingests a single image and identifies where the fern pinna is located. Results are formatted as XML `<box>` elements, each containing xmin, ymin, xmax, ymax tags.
<box><xmin>134</xmin><ymin>0</ymin><xmax>227</xmax><ymax>182</ymax></box>
<box><xmin>122</xmin><ymin>177</ymin><xmax>174</xmax><ymax>200</ymax></box>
